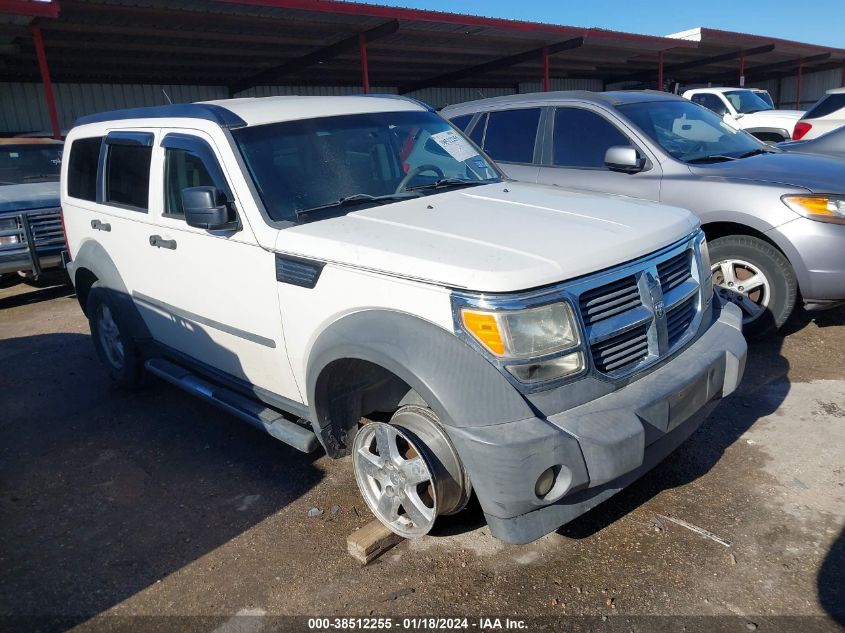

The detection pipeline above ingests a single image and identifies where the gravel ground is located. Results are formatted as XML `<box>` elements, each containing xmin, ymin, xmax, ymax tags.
<box><xmin>0</xmin><ymin>279</ymin><xmax>843</xmax><ymax>633</ymax></box>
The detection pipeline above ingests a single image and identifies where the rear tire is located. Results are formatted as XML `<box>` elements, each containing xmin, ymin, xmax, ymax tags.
<box><xmin>708</xmin><ymin>235</ymin><xmax>797</xmax><ymax>339</ymax></box>
<box><xmin>87</xmin><ymin>283</ymin><xmax>143</xmax><ymax>388</ymax></box>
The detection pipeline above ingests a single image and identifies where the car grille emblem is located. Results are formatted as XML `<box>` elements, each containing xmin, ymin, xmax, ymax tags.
<box><xmin>646</xmin><ymin>271</ymin><xmax>666</xmax><ymax>318</ymax></box>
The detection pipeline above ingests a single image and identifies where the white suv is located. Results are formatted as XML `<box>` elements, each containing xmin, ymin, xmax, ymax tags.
<box><xmin>793</xmin><ymin>87</ymin><xmax>845</xmax><ymax>140</ymax></box>
<box><xmin>61</xmin><ymin>96</ymin><xmax>746</xmax><ymax>544</ymax></box>
<box><xmin>683</xmin><ymin>87</ymin><xmax>804</xmax><ymax>141</ymax></box>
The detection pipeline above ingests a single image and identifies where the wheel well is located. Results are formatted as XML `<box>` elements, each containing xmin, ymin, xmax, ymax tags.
<box><xmin>74</xmin><ymin>268</ymin><xmax>98</xmax><ymax>315</ymax></box>
<box><xmin>701</xmin><ymin>222</ymin><xmax>784</xmax><ymax>254</ymax></box>
<box><xmin>312</xmin><ymin>358</ymin><xmax>421</xmax><ymax>458</ymax></box>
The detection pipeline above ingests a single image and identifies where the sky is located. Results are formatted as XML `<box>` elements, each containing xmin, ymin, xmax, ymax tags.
<box><xmin>339</xmin><ymin>0</ymin><xmax>845</xmax><ymax>49</ymax></box>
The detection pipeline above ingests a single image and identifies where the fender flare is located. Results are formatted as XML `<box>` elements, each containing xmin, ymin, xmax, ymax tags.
<box><xmin>305</xmin><ymin>309</ymin><xmax>534</xmax><ymax>433</ymax></box>
<box><xmin>70</xmin><ymin>238</ymin><xmax>151</xmax><ymax>341</ymax></box>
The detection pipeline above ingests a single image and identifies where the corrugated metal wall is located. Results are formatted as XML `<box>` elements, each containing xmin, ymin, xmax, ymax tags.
<box><xmin>777</xmin><ymin>68</ymin><xmax>844</xmax><ymax>110</ymax></box>
<box><xmin>1</xmin><ymin>79</ymin><xmax>602</xmax><ymax>133</ymax></box>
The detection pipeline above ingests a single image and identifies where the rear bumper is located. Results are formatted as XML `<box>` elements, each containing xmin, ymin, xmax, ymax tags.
<box><xmin>446</xmin><ymin>300</ymin><xmax>747</xmax><ymax>544</ymax></box>
<box><xmin>770</xmin><ymin>217</ymin><xmax>845</xmax><ymax>302</ymax></box>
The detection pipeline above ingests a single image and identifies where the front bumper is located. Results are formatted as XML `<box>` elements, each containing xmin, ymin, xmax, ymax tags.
<box><xmin>770</xmin><ymin>217</ymin><xmax>845</xmax><ymax>302</ymax></box>
<box><xmin>446</xmin><ymin>300</ymin><xmax>747</xmax><ymax>544</ymax></box>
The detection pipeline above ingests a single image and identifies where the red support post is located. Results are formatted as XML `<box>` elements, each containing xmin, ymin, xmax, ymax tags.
<box><xmin>841</xmin><ymin>66</ymin><xmax>845</xmax><ymax>87</ymax></box>
<box><xmin>543</xmin><ymin>46</ymin><xmax>550</xmax><ymax>92</ymax></box>
<box><xmin>30</xmin><ymin>23</ymin><xmax>61</xmax><ymax>140</ymax></box>
<box><xmin>795</xmin><ymin>61</ymin><xmax>803</xmax><ymax>109</ymax></box>
<box><xmin>359</xmin><ymin>33</ymin><xmax>370</xmax><ymax>94</ymax></box>
<box><xmin>657</xmin><ymin>50</ymin><xmax>664</xmax><ymax>91</ymax></box>
<box><xmin>739</xmin><ymin>50</ymin><xmax>746</xmax><ymax>87</ymax></box>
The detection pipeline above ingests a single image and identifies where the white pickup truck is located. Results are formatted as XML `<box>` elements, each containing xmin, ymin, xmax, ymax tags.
<box><xmin>683</xmin><ymin>87</ymin><xmax>804</xmax><ymax>142</ymax></box>
<box><xmin>60</xmin><ymin>95</ymin><xmax>746</xmax><ymax>544</ymax></box>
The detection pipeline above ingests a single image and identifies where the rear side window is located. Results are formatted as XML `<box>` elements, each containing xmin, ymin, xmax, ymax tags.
<box><xmin>482</xmin><ymin>108</ymin><xmax>541</xmax><ymax>163</ymax></box>
<box><xmin>805</xmin><ymin>94</ymin><xmax>845</xmax><ymax>119</ymax></box>
<box><xmin>105</xmin><ymin>134</ymin><xmax>153</xmax><ymax>210</ymax></box>
<box><xmin>553</xmin><ymin>108</ymin><xmax>631</xmax><ymax>168</ymax></box>
<box><xmin>67</xmin><ymin>137</ymin><xmax>102</xmax><ymax>201</ymax></box>
<box><xmin>450</xmin><ymin>114</ymin><xmax>473</xmax><ymax>131</ymax></box>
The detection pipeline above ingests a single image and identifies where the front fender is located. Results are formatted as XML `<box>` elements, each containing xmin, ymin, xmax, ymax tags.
<box><xmin>305</xmin><ymin>309</ymin><xmax>535</xmax><ymax>431</ymax></box>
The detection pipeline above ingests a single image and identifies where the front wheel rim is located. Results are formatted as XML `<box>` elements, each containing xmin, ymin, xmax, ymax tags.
<box><xmin>96</xmin><ymin>304</ymin><xmax>125</xmax><ymax>370</ymax></box>
<box><xmin>352</xmin><ymin>422</ymin><xmax>438</xmax><ymax>538</ymax></box>
<box><xmin>711</xmin><ymin>258</ymin><xmax>771</xmax><ymax>325</ymax></box>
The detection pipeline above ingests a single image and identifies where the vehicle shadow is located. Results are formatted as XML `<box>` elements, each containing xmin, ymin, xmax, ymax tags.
<box><xmin>0</xmin><ymin>282</ymin><xmax>74</xmax><ymax>310</ymax></box>
<box><xmin>0</xmin><ymin>331</ymin><xmax>323</xmax><ymax>631</ymax></box>
<box><xmin>818</xmin><ymin>526</ymin><xmax>845</xmax><ymax>626</ymax></box>
<box><xmin>556</xmin><ymin>323</ymin><xmax>793</xmax><ymax>541</ymax></box>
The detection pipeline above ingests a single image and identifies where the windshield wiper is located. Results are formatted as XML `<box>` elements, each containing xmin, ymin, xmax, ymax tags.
<box><xmin>23</xmin><ymin>174</ymin><xmax>60</xmax><ymax>182</ymax></box>
<box><xmin>737</xmin><ymin>148</ymin><xmax>776</xmax><ymax>159</ymax></box>
<box><xmin>297</xmin><ymin>192</ymin><xmax>420</xmax><ymax>216</ymax></box>
<box><xmin>686</xmin><ymin>154</ymin><xmax>738</xmax><ymax>164</ymax></box>
<box><xmin>405</xmin><ymin>178</ymin><xmax>492</xmax><ymax>192</ymax></box>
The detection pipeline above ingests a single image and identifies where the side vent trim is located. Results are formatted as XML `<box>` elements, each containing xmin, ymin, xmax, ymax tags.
<box><xmin>275</xmin><ymin>254</ymin><xmax>325</xmax><ymax>289</ymax></box>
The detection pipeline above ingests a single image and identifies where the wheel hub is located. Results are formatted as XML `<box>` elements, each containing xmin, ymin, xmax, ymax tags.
<box><xmin>711</xmin><ymin>258</ymin><xmax>771</xmax><ymax>325</ymax></box>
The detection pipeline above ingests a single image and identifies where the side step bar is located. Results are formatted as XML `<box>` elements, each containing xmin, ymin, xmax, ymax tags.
<box><xmin>144</xmin><ymin>358</ymin><xmax>319</xmax><ymax>453</ymax></box>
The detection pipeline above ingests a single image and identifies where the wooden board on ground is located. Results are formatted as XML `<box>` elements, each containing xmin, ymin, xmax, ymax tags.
<box><xmin>347</xmin><ymin>519</ymin><xmax>404</xmax><ymax>564</ymax></box>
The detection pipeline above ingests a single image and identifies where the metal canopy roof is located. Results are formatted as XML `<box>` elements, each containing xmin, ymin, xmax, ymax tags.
<box><xmin>0</xmin><ymin>0</ymin><xmax>843</xmax><ymax>90</ymax></box>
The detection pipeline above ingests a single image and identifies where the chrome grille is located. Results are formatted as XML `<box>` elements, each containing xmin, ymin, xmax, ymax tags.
<box><xmin>667</xmin><ymin>295</ymin><xmax>696</xmax><ymax>347</ymax></box>
<box><xmin>574</xmin><ymin>235</ymin><xmax>704</xmax><ymax>379</ymax></box>
<box><xmin>27</xmin><ymin>208</ymin><xmax>64</xmax><ymax>250</ymax></box>
<box><xmin>657</xmin><ymin>250</ymin><xmax>692</xmax><ymax>293</ymax></box>
<box><xmin>591</xmin><ymin>324</ymin><xmax>650</xmax><ymax>374</ymax></box>
<box><xmin>578</xmin><ymin>275</ymin><xmax>640</xmax><ymax>326</ymax></box>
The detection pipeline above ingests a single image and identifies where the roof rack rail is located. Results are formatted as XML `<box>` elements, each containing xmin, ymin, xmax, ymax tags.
<box><xmin>74</xmin><ymin>103</ymin><xmax>247</xmax><ymax>129</ymax></box>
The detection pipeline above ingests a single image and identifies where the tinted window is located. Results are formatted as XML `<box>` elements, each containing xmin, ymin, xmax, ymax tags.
<box><xmin>482</xmin><ymin>108</ymin><xmax>541</xmax><ymax>163</ymax></box>
<box><xmin>105</xmin><ymin>144</ymin><xmax>152</xmax><ymax>210</ymax></box>
<box><xmin>450</xmin><ymin>114</ymin><xmax>473</xmax><ymax>131</ymax></box>
<box><xmin>691</xmin><ymin>94</ymin><xmax>728</xmax><ymax>116</ymax></box>
<box><xmin>805</xmin><ymin>94</ymin><xmax>845</xmax><ymax>119</ymax></box>
<box><xmin>553</xmin><ymin>108</ymin><xmax>631</xmax><ymax>168</ymax></box>
<box><xmin>67</xmin><ymin>137</ymin><xmax>100</xmax><ymax>200</ymax></box>
<box><xmin>164</xmin><ymin>149</ymin><xmax>216</xmax><ymax>217</ymax></box>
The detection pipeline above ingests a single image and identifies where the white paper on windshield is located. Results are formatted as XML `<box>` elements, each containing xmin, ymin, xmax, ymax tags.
<box><xmin>430</xmin><ymin>130</ymin><xmax>478</xmax><ymax>162</ymax></box>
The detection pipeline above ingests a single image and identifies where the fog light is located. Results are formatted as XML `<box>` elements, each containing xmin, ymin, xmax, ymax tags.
<box><xmin>535</xmin><ymin>467</ymin><xmax>556</xmax><ymax>498</ymax></box>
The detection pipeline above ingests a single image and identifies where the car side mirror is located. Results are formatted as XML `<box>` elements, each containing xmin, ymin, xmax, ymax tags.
<box><xmin>181</xmin><ymin>186</ymin><xmax>239</xmax><ymax>231</ymax></box>
<box><xmin>604</xmin><ymin>146</ymin><xmax>645</xmax><ymax>173</ymax></box>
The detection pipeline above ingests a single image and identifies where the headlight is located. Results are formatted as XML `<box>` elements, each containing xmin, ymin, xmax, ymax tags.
<box><xmin>461</xmin><ymin>301</ymin><xmax>583</xmax><ymax>385</ymax></box>
<box><xmin>461</xmin><ymin>301</ymin><xmax>579</xmax><ymax>359</ymax></box>
<box><xmin>0</xmin><ymin>217</ymin><xmax>20</xmax><ymax>246</ymax></box>
<box><xmin>782</xmin><ymin>194</ymin><xmax>845</xmax><ymax>224</ymax></box>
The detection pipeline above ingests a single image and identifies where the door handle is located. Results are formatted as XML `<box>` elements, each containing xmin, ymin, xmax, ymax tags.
<box><xmin>149</xmin><ymin>235</ymin><xmax>177</xmax><ymax>250</ymax></box>
<box><xmin>91</xmin><ymin>219</ymin><xmax>111</xmax><ymax>232</ymax></box>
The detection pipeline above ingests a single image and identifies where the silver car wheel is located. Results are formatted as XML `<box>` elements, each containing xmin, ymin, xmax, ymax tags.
<box><xmin>353</xmin><ymin>421</ymin><xmax>438</xmax><ymax>538</ymax></box>
<box><xmin>711</xmin><ymin>258</ymin><xmax>771</xmax><ymax>325</ymax></box>
<box><xmin>96</xmin><ymin>304</ymin><xmax>125</xmax><ymax>370</ymax></box>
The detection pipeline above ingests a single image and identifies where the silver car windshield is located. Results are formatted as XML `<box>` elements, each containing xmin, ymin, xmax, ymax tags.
<box><xmin>618</xmin><ymin>101</ymin><xmax>765</xmax><ymax>163</ymax></box>
<box><xmin>233</xmin><ymin>110</ymin><xmax>500</xmax><ymax>222</ymax></box>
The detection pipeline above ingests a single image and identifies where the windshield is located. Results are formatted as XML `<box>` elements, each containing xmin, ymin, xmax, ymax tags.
<box><xmin>0</xmin><ymin>143</ymin><xmax>63</xmax><ymax>185</ymax></box>
<box><xmin>618</xmin><ymin>101</ymin><xmax>765</xmax><ymax>163</ymax></box>
<box><xmin>724</xmin><ymin>90</ymin><xmax>773</xmax><ymax>114</ymax></box>
<box><xmin>753</xmin><ymin>91</ymin><xmax>774</xmax><ymax>108</ymax></box>
<box><xmin>232</xmin><ymin>110</ymin><xmax>500</xmax><ymax>222</ymax></box>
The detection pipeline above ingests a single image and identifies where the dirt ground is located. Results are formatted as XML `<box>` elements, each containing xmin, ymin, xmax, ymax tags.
<box><xmin>0</xmin><ymin>279</ymin><xmax>843</xmax><ymax>633</ymax></box>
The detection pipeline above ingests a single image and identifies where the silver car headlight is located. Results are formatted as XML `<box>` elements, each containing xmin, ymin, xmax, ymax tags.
<box><xmin>782</xmin><ymin>194</ymin><xmax>845</xmax><ymax>224</ymax></box>
<box><xmin>459</xmin><ymin>301</ymin><xmax>584</xmax><ymax>384</ymax></box>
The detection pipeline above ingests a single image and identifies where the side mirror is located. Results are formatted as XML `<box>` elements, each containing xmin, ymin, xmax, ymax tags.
<box><xmin>604</xmin><ymin>146</ymin><xmax>645</xmax><ymax>173</ymax></box>
<box><xmin>181</xmin><ymin>186</ymin><xmax>239</xmax><ymax>231</ymax></box>
<box><xmin>733</xmin><ymin>112</ymin><xmax>745</xmax><ymax>119</ymax></box>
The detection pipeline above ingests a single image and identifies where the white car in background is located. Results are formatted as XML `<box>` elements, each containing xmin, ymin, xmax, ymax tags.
<box><xmin>792</xmin><ymin>87</ymin><xmax>845</xmax><ymax>140</ymax></box>
<box><xmin>683</xmin><ymin>87</ymin><xmax>804</xmax><ymax>142</ymax></box>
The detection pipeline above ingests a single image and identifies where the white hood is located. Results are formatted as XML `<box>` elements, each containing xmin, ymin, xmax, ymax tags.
<box><xmin>276</xmin><ymin>182</ymin><xmax>699</xmax><ymax>292</ymax></box>
<box><xmin>741</xmin><ymin>109</ymin><xmax>804</xmax><ymax>129</ymax></box>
